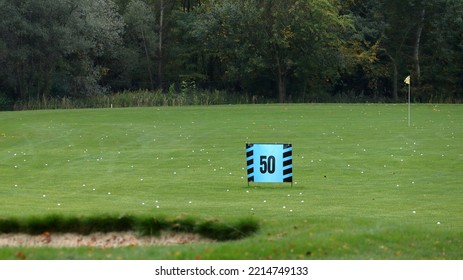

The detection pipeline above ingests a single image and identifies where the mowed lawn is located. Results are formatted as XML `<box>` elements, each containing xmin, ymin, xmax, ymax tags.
<box><xmin>0</xmin><ymin>104</ymin><xmax>462</xmax><ymax>259</ymax></box>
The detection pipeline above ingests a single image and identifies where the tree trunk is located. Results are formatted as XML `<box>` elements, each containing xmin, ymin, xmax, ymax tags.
<box><xmin>393</xmin><ymin>60</ymin><xmax>398</xmax><ymax>101</ymax></box>
<box><xmin>141</xmin><ymin>29</ymin><xmax>155</xmax><ymax>90</ymax></box>
<box><xmin>183</xmin><ymin>0</ymin><xmax>191</xmax><ymax>12</ymax></box>
<box><xmin>16</xmin><ymin>64</ymin><xmax>28</xmax><ymax>100</ymax></box>
<box><xmin>413</xmin><ymin>6</ymin><xmax>426</xmax><ymax>88</ymax></box>
<box><xmin>275</xmin><ymin>55</ymin><xmax>286</xmax><ymax>103</ymax></box>
<box><xmin>278</xmin><ymin>71</ymin><xmax>286</xmax><ymax>103</ymax></box>
<box><xmin>157</xmin><ymin>0</ymin><xmax>164</xmax><ymax>91</ymax></box>
<box><xmin>387</xmin><ymin>54</ymin><xmax>399</xmax><ymax>101</ymax></box>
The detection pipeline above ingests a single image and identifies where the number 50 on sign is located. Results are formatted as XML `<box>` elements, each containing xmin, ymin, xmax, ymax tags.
<box><xmin>246</xmin><ymin>143</ymin><xmax>293</xmax><ymax>185</ymax></box>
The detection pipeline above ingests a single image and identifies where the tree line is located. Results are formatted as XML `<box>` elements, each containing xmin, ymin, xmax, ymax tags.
<box><xmin>1</xmin><ymin>0</ymin><xmax>462</xmax><ymax>108</ymax></box>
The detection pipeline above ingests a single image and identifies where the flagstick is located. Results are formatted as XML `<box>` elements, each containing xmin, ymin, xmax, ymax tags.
<box><xmin>408</xmin><ymin>82</ymin><xmax>411</xmax><ymax>127</ymax></box>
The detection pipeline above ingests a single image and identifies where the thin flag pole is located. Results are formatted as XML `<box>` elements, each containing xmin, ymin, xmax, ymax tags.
<box><xmin>404</xmin><ymin>75</ymin><xmax>411</xmax><ymax>127</ymax></box>
<box><xmin>408</xmin><ymin>81</ymin><xmax>411</xmax><ymax>127</ymax></box>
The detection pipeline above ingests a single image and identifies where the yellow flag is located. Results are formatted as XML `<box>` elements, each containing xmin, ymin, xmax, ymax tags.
<box><xmin>404</xmin><ymin>75</ymin><xmax>411</xmax><ymax>85</ymax></box>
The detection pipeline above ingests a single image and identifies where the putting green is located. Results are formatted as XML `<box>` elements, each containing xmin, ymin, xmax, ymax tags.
<box><xmin>0</xmin><ymin>104</ymin><xmax>462</xmax><ymax>259</ymax></box>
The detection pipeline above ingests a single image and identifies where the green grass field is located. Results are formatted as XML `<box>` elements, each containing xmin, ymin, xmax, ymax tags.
<box><xmin>1</xmin><ymin>104</ymin><xmax>462</xmax><ymax>259</ymax></box>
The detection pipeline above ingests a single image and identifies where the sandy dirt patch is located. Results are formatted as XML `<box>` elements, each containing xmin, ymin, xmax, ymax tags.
<box><xmin>0</xmin><ymin>231</ymin><xmax>212</xmax><ymax>248</ymax></box>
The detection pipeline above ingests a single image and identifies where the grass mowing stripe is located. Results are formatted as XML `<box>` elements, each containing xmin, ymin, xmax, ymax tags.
<box><xmin>0</xmin><ymin>104</ymin><xmax>462</xmax><ymax>259</ymax></box>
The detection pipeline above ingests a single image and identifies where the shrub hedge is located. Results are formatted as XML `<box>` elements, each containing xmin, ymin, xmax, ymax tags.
<box><xmin>0</xmin><ymin>215</ymin><xmax>259</xmax><ymax>241</ymax></box>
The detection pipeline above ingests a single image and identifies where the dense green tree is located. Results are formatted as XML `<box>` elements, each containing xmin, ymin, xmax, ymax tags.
<box><xmin>337</xmin><ymin>0</ymin><xmax>463</xmax><ymax>102</ymax></box>
<box><xmin>418</xmin><ymin>0</ymin><xmax>463</xmax><ymax>101</ymax></box>
<box><xmin>1</xmin><ymin>0</ymin><xmax>462</xmax><ymax>105</ymax></box>
<box><xmin>121</xmin><ymin>0</ymin><xmax>158</xmax><ymax>89</ymax></box>
<box><xmin>188</xmin><ymin>0</ymin><xmax>350</xmax><ymax>102</ymax></box>
<box><xmin>0</xmin><ymin>0</ymin><xmax>123</xmax><ymax>100</ymax></box>
<box><xmin>337</xmin><ymin>0</ymin><xmax>392</xmax><ymax>100</ymax></box>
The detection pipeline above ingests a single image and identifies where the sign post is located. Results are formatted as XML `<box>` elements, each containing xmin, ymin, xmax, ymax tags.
<box><xmin>246</xmin><ymin>143</ymin><xmax>293</xmax><ymax>186</ymax></box>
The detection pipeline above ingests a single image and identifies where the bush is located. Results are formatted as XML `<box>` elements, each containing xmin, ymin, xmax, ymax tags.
<box><xmin>171</xmin><ymin>216</ymin><xmax>197</xmax><ymax>233</ymax></box>
<box><xmin>79</xmin><ymin>215</ymin><xmax>136</xmax><ymax>234</ymax></box>
<box><xmin>0</xmin><ymin>218</ymin><xmax>20</xmax><ymax>233</ymax></box>
<box><xmin>0</xmin><ymin>92</ymin><xmax>14</xmax><ymax>111</ymax></box>
<box><xmin>135</xmin><ymin>216</ymin><xmax>170</xmax><ymax>236</ymax></box>
<box><xmin>196</xmin><ymin>218</ymin><xmax>259</xmax><ymax>241</ymax></box>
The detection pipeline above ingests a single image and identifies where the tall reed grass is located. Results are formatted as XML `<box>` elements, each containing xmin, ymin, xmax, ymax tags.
<box><xmin>12</xmin><ymin>90</ymin><xmax>261</xmax><ymax>111</ymax></box>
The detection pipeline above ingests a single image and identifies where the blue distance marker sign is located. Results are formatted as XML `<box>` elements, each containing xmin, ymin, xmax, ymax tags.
<box><xmin>246</xmin><ymin>143</ymin><xmax>293</xmax><ymax>184</ymax></box>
